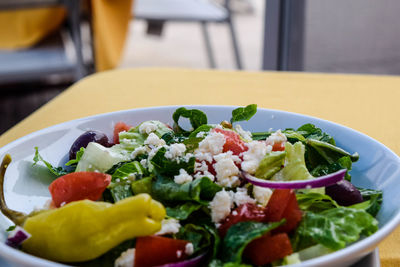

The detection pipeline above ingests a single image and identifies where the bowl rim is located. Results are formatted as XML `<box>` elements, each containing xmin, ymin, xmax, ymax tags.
<box><xmin>0</xmin><ymin>104</ymin><xmax>399</xmax><ymax>267</ymax></box>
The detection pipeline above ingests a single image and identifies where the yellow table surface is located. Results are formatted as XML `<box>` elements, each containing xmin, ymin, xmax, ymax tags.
<box><xmin>1</xmin><ymin>68</ymin><xmax>400</xmax><ymax>266</ymax></box>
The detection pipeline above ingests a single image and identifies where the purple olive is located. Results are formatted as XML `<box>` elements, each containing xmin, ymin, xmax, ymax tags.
<box><xmin>69</xmin><ymin>131</ymin><xmax>111</xmax><ymax>160</ymax></box>
<box><xmin>325</xmin><ymin>180</ymin><xmax>363</xmax><ymax>206</ymax></box>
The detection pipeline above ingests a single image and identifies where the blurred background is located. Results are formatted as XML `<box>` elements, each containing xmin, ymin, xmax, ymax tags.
<box><xmin>1</xmin><ymin>0</ymin><xmax>400</xmax><ymax>135</ymax></box>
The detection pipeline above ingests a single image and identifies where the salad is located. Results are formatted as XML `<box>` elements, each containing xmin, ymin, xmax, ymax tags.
<box><xmin>0</xmin><ymin>105</ymin><xmax>382</xmax><ymax>267</ymax></box>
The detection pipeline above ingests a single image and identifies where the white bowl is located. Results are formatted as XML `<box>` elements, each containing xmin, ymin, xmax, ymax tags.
<box><xmin>0</xmin><ymin>105</ymin><xmax>399</xmax><ymax>267</ymax></box>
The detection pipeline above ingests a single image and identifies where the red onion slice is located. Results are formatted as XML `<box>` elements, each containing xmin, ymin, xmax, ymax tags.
<box><xmin>155</xmin><ymin>253</ymin><xmax>206</xmax><ymax>267</ymax></box>
<box><xmin>243</xmin><ymin>169</ymin><xmax>347</xmax><ymax>189</ymax></box>
<box><xmin>6</xmin><ymin>226</ymin><xmax>31</xmax><ymax>248</ymax></box>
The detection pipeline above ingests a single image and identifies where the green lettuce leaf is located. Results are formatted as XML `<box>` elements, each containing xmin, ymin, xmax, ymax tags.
<box><xmin>131</xmin><ymin>176</ymin><xmax>153</xmax><ymax>195</ymax></box>
<box><xmin>293</xmin><ymin>207</ymin><xmax>378</xmax><ymax>251</ymax></box>
<box><xmin>107</xmin><ymin>161</ymin><xmax>146</xmax><ymax>202</ymax></box>
<box><xmin>33</xmin><ymin>147</ymin><xmax>68</xmax><ymax>177</ymax></box>
<box><xmin>350</xmin><ymin>188</ymin><xmax>382</xmax><ymax>217</ymax></box>
<box><xmin>177</xmin><ymin>223</ymin><xmax>219</xmax><ymax>257</ymax></box>
<box><xmin>150</xmin><ymin>147</ymin><xmax>195</xmax><ymax>176</ymax></box>
<box><xmin>221</xmin><ymin>221</ymin><xmax>283</xmax><ymax>263</ymax></box>
<box><xmin>166</xmin><ymin>202</ymin><xmax>204</xmax><ymax>220</ymax></box>
<box><xmin>296</xmin><ymin>193</ymin><xmax>339</xmax><ymax>213</ymax></box>
<box><xmin>152</xmin><ymin>175</ymin><xmax>221</xmax><ymax>204</ymax></box>
<box><xmin>230</xmin><ymin>104</ymin><xmax>257</xmax><ymax>124</ymax></box>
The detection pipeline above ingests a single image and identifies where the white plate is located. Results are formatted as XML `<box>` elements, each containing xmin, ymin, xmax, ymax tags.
<box><xmin>0</xmin><ymin>105</ymin><xmax>399</xmax><ymax>267</ymax></box>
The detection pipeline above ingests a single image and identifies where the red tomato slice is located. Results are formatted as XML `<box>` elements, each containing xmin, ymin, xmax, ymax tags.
<box><xmin>213</xmin><ymin>128</ymin><xmax>248</xmax><ymax>155</ymax></box>
<box><xmin>243</xmin><ymin>232</ymin><xmax>293</xmax><ymax>265</ymax></box>
<box><xmin>135</xmin><ymin>236</ymin><xmax>189</xmax><ymax>267</ymax></box>
<box><xmin>49</xmin><ymin>172</ymin><xmax>111</xmax><ymax>207</ymax></box>
<box><xmin>218</xmin><ymin>203</ymin><xmax>266</xmax><ymax>237</ymax></box>
<box><xmin>264</xmin><ymin>189</ymin><xmax>302</xmax><ymax>233</ymax></box>
<box><xmin>113</xmin><ymin>122</ymin><xmax>132</xmax><ymax>144</ymax></box>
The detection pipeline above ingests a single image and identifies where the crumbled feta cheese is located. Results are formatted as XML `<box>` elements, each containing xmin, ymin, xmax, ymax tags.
<box><xmin>194</xmin><ymin>171</ymin><xmax>215</xmax><ymax>182</ymax></box>
<box><xmin>156</xmin><ymin>218</ymin><xmax>181</xmax><ymax>235</ymax></box>
<box><xmin>197</xmin><ymin>131</ymin><xmax>225</xmax><ymax>155</ymax></box>
<box><xmin>209</xmin><ymin>189</ymin><xmax>233</xmax><ymax>223</ymax></box>
<box><xmin>176</xmin><ymin>250</ymin><xmax>183</xmax><ymax>258</ymax></box>
<box><xmin>140</xmin><ymin>159</ymin><xmax>147</xmax><ymax>168</ymax></box>
<box><xmin>194</xmin><ymin>151</ymin><xmax>213</xmax><ymax>163</ymax></box>
<box><xmin>265</xmin><ymin>130</ymin><xmax>287</xmax><ymax>146</ymax></box>
<box><xmin>131</xmin><ymin>146</ymin><xmax>148</xmax><ymax>159</ymax></box>
<box><xmin>174</xmin><ymin>169</ymin><xmax>193</xmax><ymax>184</ymax></box>
<box><xmin>253</xmin><ymin>186</ymin><xmax>273</xmax><ymax>206</ymax></box>
<box><xmin>195</xmin><ymin>160</ymin><xmax>209</xmax><ymax>172</ymax></box>
<box><xmin>241</xmin><ymin>141</ymin><xmax>272</xmax><ymax>174</ymax></box>
<box><xmin>233</xmin><ymin>188</ymin><xmax>256</xmax><ymax>206</ymax></box>
<box><xmin>185</xmin><ymin>243</ymin><xmax>194</xmax><ymax>256</ymax></box>
<box><xmin>115</xmin><ymin>248</ymin><xmax>135</xmax><ymax>267</ymax></box>
<box><xmin>165</xmin><ymin>143</ymin><xmax>186</xmax><ymax>160</ymax></box>
<box><xmin>139</xmin><ymin>121</ymin><xmax>158</xmax><ymax>135</ymax></box>
<box><xmin>234</xmin><ymin>124</ymin><xmax>253</xmax><ymax>141</ymax></box>
<box><xmin>196</xmin><ymin>131</ymin><xmax>207</xmax><ymax>138</ymax></box>
<box><xmin>144</xmin><ymin>133</ymin><xmax>166</xmax><ymax>147</ymax></box>
<box><xmin>213</xmin><ymin>152</ymin><xmax>240</xmax><ymax>187</ymax></box>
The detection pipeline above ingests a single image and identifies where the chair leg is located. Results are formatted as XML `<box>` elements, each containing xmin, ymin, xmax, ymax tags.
<box><xmin>227</xmin><ymin>17</ymin><xmax>243</xmax><ymax>70</ymax></box>
<box><xmin>201</xmin><ymin>22</ymin><xmax>216</xmax><ymax>69</ymax></box>
<box><xmin>64</xmin><ymin>0</ymin><xmax>86</xmax><ymax>80</ymax></box>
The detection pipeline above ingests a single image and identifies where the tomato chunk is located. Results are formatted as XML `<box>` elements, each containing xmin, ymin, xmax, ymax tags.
<box><xmin>219</xmin><ymin>203</ymin><xmax>266</xmax><ymax>237</ymax></box>
<box><xmin>244</xmin><ymin>232</ymin><xmax>293</xmax><ymax>265</ymax></box>
<box><xmin>213</xmin><ymin>128</ymin><xmax>248</xmax><ymax>155</ymax></box>
<box><xmin>272</xmin><ymin>141</ymin><xmax>286</xmax><ymax>151</ymax></box>
<box><xmin>264</xmin><ymin>189</ymin><xmax>302</xmax><ymax>233</ymax></box>
<box><xmin>113</xmin><ymin>122</ymin><xmax>132</xmax><ymax>144</ymax></box>
<box><xmin>135</xmin><ymin>236</ymin><xmax>189</xmax><ymax>267</ymax></box>
<box><xmin>49</xmin><ymin>172</ymin><xmax>111</xmax><ymax>207</ymax></box>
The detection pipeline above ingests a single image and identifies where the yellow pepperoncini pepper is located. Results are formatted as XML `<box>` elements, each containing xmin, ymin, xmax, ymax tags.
<box><xmin>1</xmin><ymin>155</ymin><xmax>166</xmax><ymax>262</ymax></box>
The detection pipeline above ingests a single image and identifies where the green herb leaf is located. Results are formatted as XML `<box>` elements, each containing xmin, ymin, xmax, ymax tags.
<box><xmin>230</xmin><ymin>104</ymin><xmax>257</xmax><ymax>124</ymax></box>
<box><xmin>65</xmin><ymin>147</ymin><xmax>85</xmax><ymax>166</ymax></box>
<box><xmin>6</xmin><ymin>225</ymin><xmax>16</xmax><ymax>232</ymax></box>
<box><xmin>172</xmin><ymin>107</ymin><xmax>208</xmax><ymax>134</ymax></box>
<box><xmin>33</xmin><ymin>147</ymin><xmax>68</xmax><ymax>177</ymax></box>
<box><xmin>221</xmin><ymin>221</ymin><xmax>283</xmax><ymax>263</ymax></box>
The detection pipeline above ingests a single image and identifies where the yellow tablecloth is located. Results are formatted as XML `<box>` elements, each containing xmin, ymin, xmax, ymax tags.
<box><xmin>0</xmin><ymin>68</ymin><xmax>399</xmax><ymax>266</ymax></box>
<box><xmin>0</xmin><ymin>0</ymin><xmax>133</xmax><ymax>71</ymax></box>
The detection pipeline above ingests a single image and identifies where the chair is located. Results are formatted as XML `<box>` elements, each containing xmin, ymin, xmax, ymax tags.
<box><xmin>0</xmin><ymin>0</ymin><xmax>87</xmax><ymax>84</ymax></box>
<box><xmin>134</xmin><ymin>0</ymin><xmax>243</xmax><ymax>69</ymax></box>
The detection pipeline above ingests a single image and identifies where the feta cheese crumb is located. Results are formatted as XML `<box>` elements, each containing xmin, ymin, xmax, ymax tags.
<box><xmin>185</xmin><ymin>243</ymin><xmax>194</xmax><ymax>256</ymax></box>
<box><xmin>213</xmin><ymin>152</ymin><xmax>240</xmax><ymax>187</ymax></box>
<box><xmin>253</xmin><ymin>186</ymin><xmax>273</xmax><ymax>206</ymax></box>
<box><xmin>176</xmin><ymin>250</ymin><xmax>183</xmax><ymax>258</ymax></box>
<box><xmin>265</xmin><ymin>130</ymin><xmax>287</xmax><ymax>146</ymax></box>
<box><xmin>156</xmin><ymin>218</ymin><xmax>181</xmax><ymax>235</ymax></box>
<box><xmin>174</xmin><ymin>169</ymin><xmax>193</xmax><ymax>184</ymax></box>
<box><xmin>233</xmin><ymin>187</ymin><xmax>256</xmax><ymax>206</ymax></box>
<box><xmin>209</xmin><ymin>189</ymin><xmax>233</xmax><ymax>223</ymax></box>
<box><xmin>197</xmin><ymin>131</ymin><xmax>225</xmax><ymax>155</ymax></box>
<box><xmin>241</xmin><ymin>141</ymin><xmax>272</xmax><ymax>174</ymax></box>
<box><xmin>131</xmin><ymin>146</ymin><xmax>148</xmax><ymax>159</ymax></box>
<box><xmin>194</xmin><ymin>171</ymin><xmax>215</xmax><ymax>182</ymax></box>
<box><xmin>115</xmin><ymin>248</ymin><xmax>135</xmax><ymax>267</ymax></box>
<box><xmin>139</xmin><ymin>121</ymin><xmax>158</xmax><ymax>134</ymax></box>
<box><xmin>144</xmin><ymin>133</ymin><xmax>166</xmax><ymax>147</ymax></box>
<box><xmin>165</xmin><ymin>143</ymin><xmax>186</xmax><ymax>160</ymax></box>
<box><xmin>196</xmin><ymin>131</ymin><xmax>207</xmax><ymax>138</ymax></box>
<box><xmin>234</xmin><ymin>124</ymin><xmax>253</xmax><ymax>141</ymax></box>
